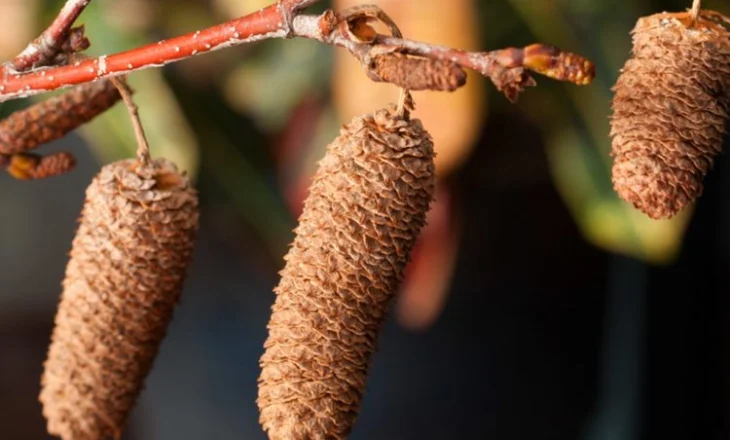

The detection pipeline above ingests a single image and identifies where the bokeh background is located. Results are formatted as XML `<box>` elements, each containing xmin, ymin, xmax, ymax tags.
<box><xmin>1</xmin><ymin>0</ymin><xmax>729</xmax><ymax>438</ymax></box>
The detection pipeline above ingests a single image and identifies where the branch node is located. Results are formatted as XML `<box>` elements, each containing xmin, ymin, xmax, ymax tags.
<box><xmin>277</xmin><ymin>0</ymin><xmax>297</xmax><ymax>38</ymax></box>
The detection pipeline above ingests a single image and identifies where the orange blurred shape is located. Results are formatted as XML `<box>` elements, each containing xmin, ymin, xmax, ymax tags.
<box><xmin>332</xmin><ymin>0</ymin><xmax>486</xmax><ymax>178</ymax></box>
<box><xmin>0</xmin><ymin>0</ymin><xmax>36</xmax><ymax>60</ymax></box>
<box><xmin>397</xmin><ymin>183</ymin><xmax>460</xmax><ymax>332</ymax></box>
<box><xmin>213</xmin><ymin>0</ymin><xmax>273</xmax><ymax>17</ymax></box>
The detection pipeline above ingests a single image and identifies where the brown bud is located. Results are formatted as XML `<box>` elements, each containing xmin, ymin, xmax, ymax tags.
<box><xmin>367</xmin><ymin>52</ymin><xmax>467</xmax><ymax>91</ymax></box>
<box><xmin>258</xmin><ymin>106</ymin><xmax>435</xmax><ymax>439</ymax></box>
<box><xmin>6</xmin><ymin>152</ymin><xmax>76</xmax><ymax>180</ymax></box>
<box><xmin>610</xmin><ymin>12</ymin><xmax>730</xmax><ymax>219</ymax></box>
<box><xmin>39</xmin><ymin>158</ymin><xmax>199</xmax><ymax>440</ymax></box>
<box><xmin>0</xmin><ymin>79</ymin><xmax>122</xmax><ymax>155</ymax></box>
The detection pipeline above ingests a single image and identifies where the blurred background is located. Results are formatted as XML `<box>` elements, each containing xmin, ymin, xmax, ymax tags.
<box><xmin>1</xmin><ymin>0</ymin><xmax>729</xmax><ymax>438</ymax></box>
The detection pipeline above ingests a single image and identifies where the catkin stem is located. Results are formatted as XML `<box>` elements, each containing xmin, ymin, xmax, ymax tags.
<box><xmin>690</xmin><ymin>0</ymin><xmax>702</xmax><ymax>20</ymax></box>
<box><xmin>110</xmin><ymin>77</ymin><xmax>151</xmax><ymax>166</ymax></box>
<box><xmin>396</xmin><ymin>89</ymin><xmax>413</xmax><ymax>119</ymax></box>
<box><xmin>346</xmin><ymin>5</ymin><xmax>413</xmax><ymax>118</ymax></box>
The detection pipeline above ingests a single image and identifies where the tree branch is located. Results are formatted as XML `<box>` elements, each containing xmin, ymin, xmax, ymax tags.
<box><xmin>0</xmin><ymin>0</ymin><xmax>594</xmax><ymax>104</ymax></box>
<box><xmin>0</xmin><ymin>79</ymin><xmax>121</xmax><ymax>155</ymax></box>
<box><xmin>11</xmin><ymin>0</ymin><xmax>93</xmax><ymax>72</ymax></box>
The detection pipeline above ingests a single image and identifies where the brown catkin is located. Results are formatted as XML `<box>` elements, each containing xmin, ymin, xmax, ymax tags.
<box><xmin>40</xmin><ymin>158</ymin><xmax>199</xmax><ymax>440</ymax></box>
<box><xmin>0</xmin><ymin>79</ymin><xmax>121</xmax><ymax>155</ymax></box>
<box><xmin>369</xmin><ymin>53</ymin><xmax>467</xmax><ymax>91</ymax></box>
<box><xmin>610</xmin><ymin>12</ymin><xmax>730</xmax><ymax>219</ymax></box>
<box><xmin>258</xmin><ymin>105</ymin><xmax>435</xmax><ymax>439</ymax></box>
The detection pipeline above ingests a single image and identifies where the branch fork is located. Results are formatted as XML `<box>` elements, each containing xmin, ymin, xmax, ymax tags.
<box><xmin>0</xmin><ymin>0</ymin><xmax>596</xmax><ymax>180</ymax></box>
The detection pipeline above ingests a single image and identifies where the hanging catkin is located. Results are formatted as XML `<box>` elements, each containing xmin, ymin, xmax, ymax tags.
<box><xmin>0</xmin><ymin>80</ymin><xmax>122</xmax><ymax>155</ymax></box>
<box><xmin>610</xmin><ymin>11</ymin><xmax>730</xmax><ymax>219</ymax></box>
<box><xmin>40</xmin><ymin>158</ymin><xmax>198</xmax><ymax>440</ymax></box>
<box><xmin>258</xmin><ymin>104</ymin><xmax>435</xmax><ymax>439</ymax></box>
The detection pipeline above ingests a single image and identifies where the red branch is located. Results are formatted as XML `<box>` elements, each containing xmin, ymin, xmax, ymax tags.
<box><xmin>11</xmin><ymin>0</ymin><xmax>93</xmax><ymax>71</ymax></box>
<box><xmin>0</xmin><ymin>4</ymin><xmax>287</xmax><ymax>102</ymax></box>
<box><xmin>0</xmin><ymin>1</ymin><xmax>594</xmax><ymax>103</ymax></box>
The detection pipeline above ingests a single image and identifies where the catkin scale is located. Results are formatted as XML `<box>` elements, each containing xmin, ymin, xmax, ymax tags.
<box><xmin>258</xmin><ymin>106</ymin><xmax>435</xmax><ymax>439</ymax></box>
<box><xmin>610</xmin><ymin>12</ymin><xmax>730</xmax><ymax>219</ymax></box>
<box><xmin>39</xmin><ymin>158</ymin><xmax>198</xmax><ymax>440</ymax></box>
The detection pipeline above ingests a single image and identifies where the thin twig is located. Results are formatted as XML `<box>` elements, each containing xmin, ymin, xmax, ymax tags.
<box><xmin>11</xmin><ymin>0</ymin><xmax>92</xmax><ymax>72</ymax></box>
<box><xmin>0</xmin><ymin>1</ymin><xmax>594</xmax><ymax>103</ymax></box>
<box><xmin>109</xmin><ymin>77</ymin><xmax>150</xmax><ymax>165</ymax></box>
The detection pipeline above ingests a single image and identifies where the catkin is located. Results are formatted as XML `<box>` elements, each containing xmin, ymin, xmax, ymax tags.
<box><xmin>258</xmin><ymin>105</ymin><xmax>435</xmax><ymax>439</ymax></box>
<box><xmin>40</xmin><ymin>158</ymin><xmax>199</xmax><ymax>440</ymax></box>
<box><xmin>610</xmin><ymin>12</ymin><xmax>730</xmax><ymax>219</ymax></box>
<box><xmin>0</xmin><ymin>80</ymin><xmax>122</xmax><ymax>155</ymax></box>
<box><xmin>368</xmin><ymin>53</ymin><xmax>467</xmax><ymax>91</ymax></box>
<box><xmin>5</xmin><ymin>152</ymin><xmax>76</xmax><ymax>180</ymax></box>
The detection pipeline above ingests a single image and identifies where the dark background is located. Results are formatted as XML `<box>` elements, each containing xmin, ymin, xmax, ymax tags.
<box><xmin>0</xmin><ymin>0</ymin><xmax>728</xmax><ymax>438</ymax></box>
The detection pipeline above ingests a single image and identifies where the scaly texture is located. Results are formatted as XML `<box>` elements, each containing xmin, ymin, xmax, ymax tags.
<box><xmin>610</xmin><ymin>11</ymin><xmax>730</xmax><ymax>219</ymax></box>
<box><xmin>40</xmin><ymin>158</ymin><xmax>199</xmax><ymax>440</ymax></box>
<box><xmin>368</xmin><ymin>52</ymin><xmax>467</xmax><ymax>91</ymax></box>
<box><xmin>0</xmin><ymin>79</ymin><xmax>121</xmax><ymax>155</ymax></box>
<box><xmin>258</xmin><ymin>106</ymin><xmax>435</xmax><ymax>439</ymax></box>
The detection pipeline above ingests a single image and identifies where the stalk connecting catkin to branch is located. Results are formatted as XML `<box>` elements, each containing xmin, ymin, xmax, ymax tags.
<box><xmin>258</xmin><ymin>104</ymin><xmax>435</xmax><ymax>439</ymax></box>
<box><xmin>610</xmin><ymin>10</ymin><xmax>730</xmax><ymax>219</ymax></box>
<box><xmin>40</xmin><ymin>158</ymin><xmax>199</xmax><ymax>440</ymax></box>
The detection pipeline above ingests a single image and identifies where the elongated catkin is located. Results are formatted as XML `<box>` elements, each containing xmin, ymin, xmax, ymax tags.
<box><xmin>40</xmin><ymin>158</ymin><xmax>198</xmax><ymax>440</ymax></box>
<box><xmin>0</xmin><ymin>80</ymin><xmax>122</xmax><ymax>155</ymax></box>
<box><xmin>610</xmin><ymin>11</ymin><xmax>730</xmax><ymax>219</ymax></box>
<box><xmin>258</xmin><ymin>105</ymin><xmax>435</xmax><ymax>439</ymax></box>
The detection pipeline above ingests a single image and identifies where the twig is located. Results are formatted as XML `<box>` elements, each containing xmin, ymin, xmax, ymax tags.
<box><xmin>0</xmin><ymin>3</ymin><xmax>287</xmax><ymax>102</ymax></box>
<box><xmin>0</xmin><ymin>1</ymin><xmax>594</xmax><ymax>103</ymax></box>
<box><xmin>11</xmin><ymin>0</ymin><xmax>92</xmax><ymax>72</ymax></box>
<box><xmin>109</xmin><ymin>77</ymin><xmax>150</xmax><ymax>165</ymax></box>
